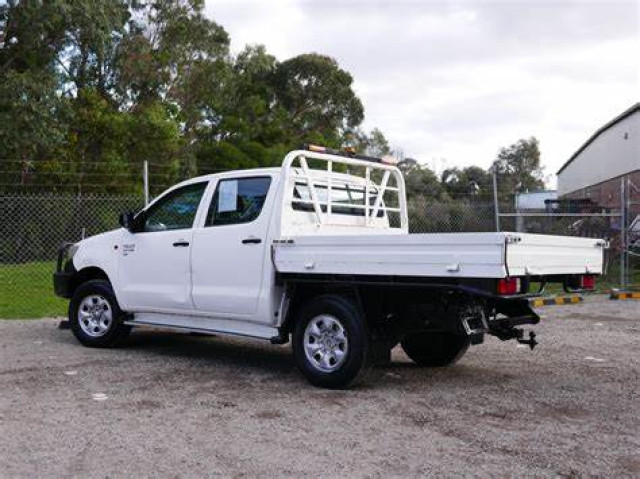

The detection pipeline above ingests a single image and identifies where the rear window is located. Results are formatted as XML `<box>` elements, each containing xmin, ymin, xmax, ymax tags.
<box><xmin>292</xmin><ymin>182</ymin><xmax>383</xmax><ymax>217</ymax></box>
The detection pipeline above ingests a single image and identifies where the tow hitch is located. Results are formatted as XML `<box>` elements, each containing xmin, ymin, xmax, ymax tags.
<box><xmin>488</xmin><ymin>298</ymin><xmax>540</xmax><ymax>350</ymax></box>
<box><xmin>490</xmin><ymin>325</ymin><xmax>538</xmax><ymax>350</ymax></box>
<box><xmin>517</xmin><ymin>330</ymin><xmax>538</xmax><ymax>350</ymax></box>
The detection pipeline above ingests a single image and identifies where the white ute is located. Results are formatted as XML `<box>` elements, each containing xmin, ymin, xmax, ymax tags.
<box><xmin>54</xmin><ymin>146</ymin><xmax>606</xmax><ymax>388</ymax></box>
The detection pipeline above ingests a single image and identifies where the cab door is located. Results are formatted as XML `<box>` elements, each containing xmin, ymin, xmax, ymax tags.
<box><xmin>190</xmin><ymin>176</ymin><xmax>273</xmax><ymax>316</ymax></box>
<box><xmin>117</xmin><ymin>182</ymin><xmax>208</xmax><ymax>312</ymax></box>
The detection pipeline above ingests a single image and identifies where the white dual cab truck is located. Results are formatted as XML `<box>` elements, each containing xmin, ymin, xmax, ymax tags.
<box><xmin>54</xmin><ymin>146</ymin><xmax>606</xmax><ymax>388</ymax></box>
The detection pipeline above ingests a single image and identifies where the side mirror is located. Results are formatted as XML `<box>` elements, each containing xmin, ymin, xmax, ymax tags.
<box><xmin>118</xmin><ymin>211</ymin><xmax>135</xmax><ymax>232</ymax></box>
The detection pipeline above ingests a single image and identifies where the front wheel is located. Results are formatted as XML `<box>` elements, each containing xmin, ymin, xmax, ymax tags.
<box><xmin>292</xmin><ymin>295</ymin><xmax>372</xmax><ymax>389</ymax></box>
<box><xmin>401</xmin><ymin>332</ymin><xmax>470</xmax><ymax>367</ymax></box>
<box><xmin>69</xmin><ymin>280</ymin><xmax>131</xmax><ymax>347</ymax></box>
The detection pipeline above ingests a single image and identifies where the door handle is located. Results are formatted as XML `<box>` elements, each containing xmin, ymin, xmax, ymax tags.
<box><xmin>172</xmin><ymin>241</ymin><xmax>190</xmax><ymax>247</ymax></box>
<box><xmin>242</xmin><ymin>237</ymin><xmax>262</xmax><ymax>244</ymax></box>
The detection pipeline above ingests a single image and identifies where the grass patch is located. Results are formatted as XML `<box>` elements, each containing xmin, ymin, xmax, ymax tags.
<box><xmin>0</xmin><ymin>261</ymin><xmax>67</xmax><ymax>318</ymax></box>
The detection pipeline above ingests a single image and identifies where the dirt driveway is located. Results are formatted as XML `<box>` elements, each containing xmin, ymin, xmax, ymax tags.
<box><xmin>1</xmin><ymin>296</ymin><xmax>639</xmax><ymax>476</ymax></box>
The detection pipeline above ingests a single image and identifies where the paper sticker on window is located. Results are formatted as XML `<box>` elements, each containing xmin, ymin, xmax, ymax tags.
<box><xmin>218</xmin><ymin>180</ymin><xmax>238</xmax><ymax>213</ymax></box>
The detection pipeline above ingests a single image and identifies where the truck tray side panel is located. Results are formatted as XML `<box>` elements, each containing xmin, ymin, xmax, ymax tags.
<box><xmin>274</xmin><ymin>233</ymin><xmax>508</xmax><ymax>278</ymax></box>
<box><xmin>273</xmin><ymin>232</ymin><xmax>605</xmax><ymax>279</ymax></box>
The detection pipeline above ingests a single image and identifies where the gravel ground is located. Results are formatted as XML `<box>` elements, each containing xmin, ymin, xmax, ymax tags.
<box><xmin>1</xmin><ymin>296</ymin><xmax>639</xmax><ymax>477</ymax></box>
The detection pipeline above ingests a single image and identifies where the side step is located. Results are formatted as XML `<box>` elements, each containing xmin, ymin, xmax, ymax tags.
<box><xmin>124</xmin><ymin>312</ymin><xmax>279</xmax><ymax>341</ymax></box>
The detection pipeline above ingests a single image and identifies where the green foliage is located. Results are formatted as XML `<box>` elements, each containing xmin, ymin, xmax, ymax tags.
<box><xmin>272</xmin><ymin>53</ymin><xmax>364</xmax><ymax>145</ymax></box>
<box><xmin>0</xmin><ymin>1</ymin><xmax>369</xmax><ymax>193</ymax></box>
<box><xmin>491</xmin><ymin>137</ymin><xmax>545</xmax><ymax>201</ymax></box>
<box><xmin>399</xmin><ymin>159</ymin><xmax>447</xmax><ymax>201</ymax></box>
<box><xmin>0</xmin><ymin>193</ymin><xmax>142</xmax><ymax>265</ymax></box>
<box><xmin>441</xmin><ymin>166</ymin><xmax>492</xmax><ymax>199</ymax></box>
<box><xmin>61</xmin><ymin>1</ymin><xmax>132</xmax><ymax>94</ymax></box>
<box><xmin>0</xmin><ymin>70</ymin><xmax>68</xmax><ymax>164</ymax></box>
<box><xmin>0</xmin><ymin>0</ymin><xmax>68</xmax><ymax>73</ymax></box>
<box><xmin>344</xmin><ymin>127</ymin><xmax>391</xmax><ymax>157</ymax></box>
<box><xmin>215</xmin><ymin>45</ymin><xmax>278</xmax><ymax>144</ymax></box>
<box><xmin>366</xmin><ymin>128</ymin><xmax>391</xmax><ymax>157</ymax></box>
<box><xmin>407</xmin><ymin>199</ymin><xmax>496</xmax><ymax>234</ymax></box>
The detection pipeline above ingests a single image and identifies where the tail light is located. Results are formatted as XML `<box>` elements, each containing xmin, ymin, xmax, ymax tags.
<box><xmin>497</xmin><ymin>277</ymin><xmax>521</xmax><ymax>295</ymax></box>
<box><xmin>564</xmin><ymin>274</ymin><xmax>598</xmax><ymax>292</ymax></box>
<box><xmin>580</xmin><ymin>274</ymin><xmax>597</xmax><ymax>290</ymax></box>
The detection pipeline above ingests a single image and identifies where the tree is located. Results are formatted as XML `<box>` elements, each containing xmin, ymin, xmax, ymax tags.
<box><xmin>0</xmin><ymin>1</ymin><xmax>70</xmax><ymax>186</ymax></box>
<box><xmin>214</xmin><ymin>44</ymin><xmax>279</xmax><ymax>144</ymax></box>
<box><xmin>0</xmin><ymin>71</ymin><xmax>68</xmax><ymax>180</ymax></box>
<box><xmin>399</xmin><ymin>159</ymin><xmax>447</xmax><ymax>201</ymax></box>
<box><xmin>441</xmin><ymin>166</ymin><xmax>492</xmax><ymax>200</ymax></box>
<box><xmin>273</xmin><ymin>53</ymin><xmax>364</xmax><ymax>146</ymax></box>
<box><xmin>135</xmin><ymin>0</ymin><xmax>230</xmax><ymax>175</ymax></box>
<box><xmin>365</xmin><ymin>127</ymin><xmax>391</xmax><ymax>157</ymax></box>
<box><xmin>0</xmin><ymin>1</ymin><xmax>375</xmax><ymax>192</ymax></box>
<box><xmin>343</xmin><ymin>127</ymin><xmax>391</xmax><ymax>157</ymax></box>
<box><xmin>0</xmin><ymin>0</ymin><xmax>67</xmax><ymax>74</ymax></box>
<box><xmin>114</xmin><ymin>26</ymin><xmax>167</xmax><ymax>107</ymax></box>
<box><xmin>61</xmin><ymin>1</ymin><xmax>131</xmax><ymax>96</ymax></box>
<box><xmin>491</xmin><ymin>137</ymin><xmax>545</xmax><ymax>201</ymax></box>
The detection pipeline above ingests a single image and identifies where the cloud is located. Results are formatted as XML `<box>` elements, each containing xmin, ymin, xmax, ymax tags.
<box><xmin>205</xmin><ymin>0</ymin><xmax>639</xmax><ymax>179</ymax></box>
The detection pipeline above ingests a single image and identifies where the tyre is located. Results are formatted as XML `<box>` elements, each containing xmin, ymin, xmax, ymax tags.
<box><xmin>401</xmin><ymin>332</ymin><xmax>470</xmax><ymax>367</ymax></box>
<box><xmin>292</xmin><ymin>294</ymin><xmax>373</xmax><ymax>389</ymax></box>
<box><xmin>69</xmin><ymin>279</ymin><xmax>131</xmax><ymax>348</ymax></box>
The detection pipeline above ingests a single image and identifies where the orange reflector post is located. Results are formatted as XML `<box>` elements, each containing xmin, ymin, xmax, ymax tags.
<box><xmin>306</xmin><ymin>144</ymin><xmax>326</xmax><ymax>153</ymax></box>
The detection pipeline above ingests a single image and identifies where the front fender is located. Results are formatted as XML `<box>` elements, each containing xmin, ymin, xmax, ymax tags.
<box><xmin>53</xmin><ymin>229</ymin><xmax>124</xmax><ymax>298</ymax></box>
<box><xmin>72</xmin><ymin>229</ymin><xmax>123</xmax><ymax>274</ymax></box>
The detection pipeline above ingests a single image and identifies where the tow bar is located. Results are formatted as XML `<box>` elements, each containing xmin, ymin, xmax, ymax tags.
<box><xmin>490</xmin><ymin>326</ymin><xmax>539</xmax><ymax>350</ymax></box>
<box><xmin>488</xmin><ymin>298</ymin><xmax>540</xmax><ymax>350</ymax></box>
<box><xmin>517</xmin><ymin>330</ymin><xmax>538</xmax><ymax>350</ymax></box>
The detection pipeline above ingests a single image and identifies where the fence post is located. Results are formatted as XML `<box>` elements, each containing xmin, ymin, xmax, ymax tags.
<box><xmin>627</xmin><ymin>178</ymin><xmax>638</xmax><ymax>287</ymax></box>
<box><xmin>143</xmin><ymin>160</ymin><xmax>149</xmax><ymax>206</ymax></box>
<box><xmin>515</xmin><ymin>194</ymin><xmax>524</xmax><ymax>232</ymax></box>
<box><xmin>620</xmin><ymin>177</ymin><xmax>626</xmax><ymax>289</ymax></box>
<box><xmin>492</xmin><ymin>168</ymin><xmax>500</xmax><ymax>232</ymax></box>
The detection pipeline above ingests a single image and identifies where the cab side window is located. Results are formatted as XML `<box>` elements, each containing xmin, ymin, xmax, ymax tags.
<box><xmin>143</xmin><ymin>182</ymin><xmax>207</xmax><ymax>232</ymax></box>
<box><xmin>206</xmin><ymin>177</ymin><xmax>271</xmax><ymax>227</ymax></box>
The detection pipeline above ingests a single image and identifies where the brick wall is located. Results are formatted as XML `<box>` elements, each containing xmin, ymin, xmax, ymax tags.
<box><xmin>561</xmin><ymin>170</ymin><xmax>640</xmax><ymax>218</ymax></box>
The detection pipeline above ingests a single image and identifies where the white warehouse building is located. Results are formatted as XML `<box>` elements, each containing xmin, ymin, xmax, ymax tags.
<box><xmin>557</xmin><ymin>103</ymin><xmax>639</xmax><ymax>210</ymax></box>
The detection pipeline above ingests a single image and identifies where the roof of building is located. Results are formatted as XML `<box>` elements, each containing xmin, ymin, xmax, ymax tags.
<box><xmin>557</xmin><ymin>102</ymin><xmax>640</xmax><ymax>175</ymax></box>
<box><xmin>516</xmin><ymin>190</ymin><xmax>557</xmax><ymax>195</ymax></box>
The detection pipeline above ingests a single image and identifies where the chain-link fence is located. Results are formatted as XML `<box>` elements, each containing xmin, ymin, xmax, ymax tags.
<box><xmin>498</xmin><ymin>209</ymin><xmax>628</xmax><ymax>291</ymax></box>
<box><xmin>623</xmin><ymin>180</ymin><xmax>640</xmax><ymax>291</ymax></box>
<box><xmin>1</xmin><ymin>192</ymin><xmax>637</xmax><ymax>318</ymax></box>
<box><xmin>408</xmin><ymin>201</ymin><xmax>632</xmax><ymax>290</ymax></box>
<box><xmin>1</xmin><ymin>194</ymin><xmax>143</xmax><ymax>318</ymax></box>
<box><xmin>408</xmin><ymin>199</ymin><xmax>498</xmax><ymax>234</ymax></box>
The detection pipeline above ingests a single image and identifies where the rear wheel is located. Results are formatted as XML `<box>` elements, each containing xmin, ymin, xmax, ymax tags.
<box><xmin>69</xmin><ymin>280</ymin><xmax>130</xmax><ymax>347</ymax></box>
<box><xmin>292</xmin><ymin>295</ymin><xmax>372</xmax><ymax>389</ymax></box>
<box><xmin>401</xmin><ymin>332</ymin><xmax>470</xmax><ymax>367</ymax></box>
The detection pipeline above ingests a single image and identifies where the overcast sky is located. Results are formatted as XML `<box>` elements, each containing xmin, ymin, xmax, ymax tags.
<box><xmin>205</xmin><ymin>0</ymin><xmax>639</xmax><ymax>185</ymax></box>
